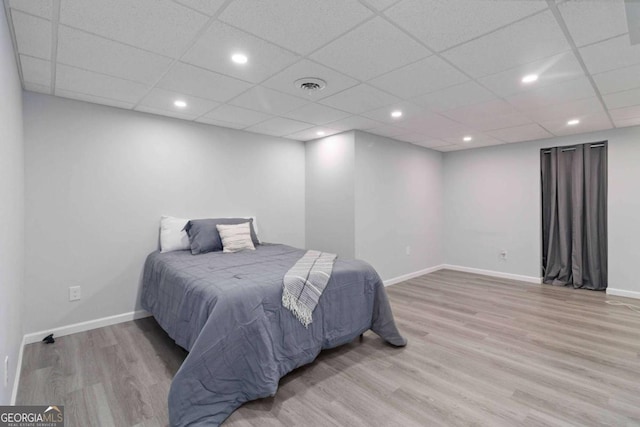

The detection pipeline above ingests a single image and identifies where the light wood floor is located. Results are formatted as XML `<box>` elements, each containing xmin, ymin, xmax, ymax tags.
<box><xmin>17</xmin><ymin>270</ymin><xmax>640</xmax><ymax>426</ymax></box>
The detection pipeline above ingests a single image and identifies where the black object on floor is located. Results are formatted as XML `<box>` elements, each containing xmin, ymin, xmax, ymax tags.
<box><xmin>42</xmin><ymin>334</ymin><xmax>55</xmax><ymax>344</ymax></box>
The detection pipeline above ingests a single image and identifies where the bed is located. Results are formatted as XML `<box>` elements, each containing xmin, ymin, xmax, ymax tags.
<box><xmin>141</xmin><ymin>243</ymin><xmax>407</xmax><ymax>426</ymax></box>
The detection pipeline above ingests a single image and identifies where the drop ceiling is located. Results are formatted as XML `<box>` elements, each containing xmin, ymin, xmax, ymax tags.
<box><xmin>4</xmin><ymin>0</ymin><xmax>640</xmax><ymax>151</ymax></box>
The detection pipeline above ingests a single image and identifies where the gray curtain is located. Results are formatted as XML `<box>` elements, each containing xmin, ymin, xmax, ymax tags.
<box><xmin>541</xmin><ymin>141</ymin><xmax>607</xmax><ymax>290</ymax></box>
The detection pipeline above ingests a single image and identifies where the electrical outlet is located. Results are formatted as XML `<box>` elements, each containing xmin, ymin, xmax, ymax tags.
<box><xmin>4</xmin><ymin>356</ymin><xmax>8</xmax><ymax>387</ymax></box>
<box><xmin>500</xmin><ymin>250</ymin><xmax>508</xmax><ymax>261</ymax></box>
<box><xmin>69</xmin><ymin>286</ymin><xmax>81</xmax><ymax>301</ymax></box>
<box><xmin>405</xmin><ymin>246</ymin><xmax>411</xmax><ymax>256</ymax></box>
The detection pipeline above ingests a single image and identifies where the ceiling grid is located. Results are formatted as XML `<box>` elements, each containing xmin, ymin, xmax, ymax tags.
<box><xmin>4</xmin><ymin>0</ymin><xmax>638</xmax><ymax>150</ymax></box>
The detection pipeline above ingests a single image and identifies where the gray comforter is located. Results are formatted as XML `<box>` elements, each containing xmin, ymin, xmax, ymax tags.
<box><xmin>141</xmin><ymin>244</ymin><xmax>406</xmax><ymax>426</ymax></box>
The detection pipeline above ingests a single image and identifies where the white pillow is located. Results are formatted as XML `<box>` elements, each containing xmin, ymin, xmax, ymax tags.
<box><xmin>216</xmin><ymin>222</ymin><xmax>256</xmax><ymax>253</ymax></box>
<box><xmin>160</xmin><ymin>216</ymin><xmax>190</xmax><ymax>253</ymax></box>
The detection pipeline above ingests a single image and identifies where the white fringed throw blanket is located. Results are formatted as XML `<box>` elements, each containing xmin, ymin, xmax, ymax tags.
<box><xmin>282</xmin><ymin>250</ymin><xmax>337</xmax><ymax>328</ymax></box>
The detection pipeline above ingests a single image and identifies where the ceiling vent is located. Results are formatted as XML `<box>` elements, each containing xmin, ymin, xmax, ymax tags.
<box><xmin>295</xmin><ymin>77</ymin><xmax>327</xmax><ymax>95</ymax></box>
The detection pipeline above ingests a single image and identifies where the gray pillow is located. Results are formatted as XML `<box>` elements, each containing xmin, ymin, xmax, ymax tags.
<box><xmin>185</xmin><ymin>218</ymin><xmax>259</xmax><ymax>254</ymax></box>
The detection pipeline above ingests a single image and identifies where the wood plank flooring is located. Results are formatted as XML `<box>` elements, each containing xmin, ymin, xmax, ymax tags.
<box><xmin>17</xmin><ymin>270</ymin><xmax>640</xmax><ymax>426</ymax></box>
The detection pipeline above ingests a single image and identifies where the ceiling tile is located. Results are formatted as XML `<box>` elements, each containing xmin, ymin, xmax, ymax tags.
<box><xmin>319</xmin><ymin>84</ymin><xmax>400</xmax><ymax>114</ymax></box>
<box><xmin>505</xmin><ymin>77</ymin><xmax>596</xmax><ymax>111</ymax></box>
<box><xmin>135</xmin><ymin>105</ymin><xmax>200</xmax><ymax>121</ymax></box>
<box><xmin>613</xmin><ymin>116</ymin><xmax>640</xmax><ymax>128</ymax></box>
<box><xmin>442</xmin><ymin>133</ymin><xmax>503</xmax><ymax>147</ymax></box>
<box><xmin>442</xmin><ymin>100</ymin><xmax>532</xmax><ymax>131</ymax></box>
<box><xmin>580</xmin><ymin>35</ymin><xmax>640</xmax><ymax>75</ymax></box>
<box><xmin>442</xmin><ymin>11</ymin><xmax>570</xmax><ymax>78</ymax></box>
<box><xmin>385</xmin><ymin>0</ymin><xmax>547</xmax><ymax>52</ymax></box>
<box><xmin>441</xmin><ymin>99</ymin><xmax>518</xmax><ymax>121</ymax></box>
<box><xmin>285</xmin><ymin>126</ymin><xmax>342</xmax><ymax>141</ymax></box>
<box><xmin>361</xmin><ymin>0</ymin><xmax>401</xmax><ymax>11</ymax></box>
<box><xmin>412</xmin><ymin>81</ymin><xmax>495</xmax><ymax>112</ymax></box>
<box><xmin>360</xmin><ymin>102</ymin><xmax>425</xmax><ymax>124</ymax></box>
<box><xmin>284</xmin><ymin>103</ymin><xmax>351</xmax><ymax>125</ymax></box>
<box><xmin>182</xmin><ymin>21</ymin><xmax>299</xmax><ymax>84</ymax></box>
<box><xmin>487</xmin><ymin>123</ymin><xmax>554</xmax><ymax>143</ymax></box>
<box><xmin>20</xmin><ymin>55</ymin><xmax>51</xmax><ymax>87</ymax></box>
<box><xmin>55</xmin><ymin>89</ymin><xmax>136</xmax><ymax>109</ymax></box>
<box><xmin>558</xmin><ymin>0</ymin><xmax>627</xmax><ymax>47</ymax></box>
<box><xmin>55</xmin><ymin>64</ymin><xmax>149</xmax><ymax>104</ymax></box>
<box><xmin>57</xmin><ymin>26</ymin><xmax>174</xmax><ymax>84</ymax></box>
<box><xmin>194</xmin><ymin>117</ymin><xmax>247</xmax><ymax>129</ymax></box>
<box><xmin>603</xmin><ymin>88</ymin><xmax>640</xmax><ymax>110</ymax></box>
<box><xmin>468</xmin><ymin>113</ymin><xmax>533</xmax><ymax>132</ymax></box>
<box><xmin>540</xmin><ymin>113</ymin><xmax>613</xmax><ymax>136</ymax></box>
<box><xmin>244</xmin><ymin>117</ymin><xmax>313</xmax><ymax>137</ymax></box>
<box><xmin>60</xmin><ymin>0</ymin><xmax>209</xmax><ymax>57</ymax></box>
<box><xmin>522</xmin><ymin>97</ymin><xmax>605</xmax><ymax>123</ymax></box>
<box><xmin>173</xmin><ymin>0</ymin><xmax>226</xmax><ymax>16</ymax></box>
<box><xmin>201</xmin><ymin>105</ymin><xmax>272</xmax><ymax>127</ymax></box>
<box><xmin>262</xmin><ymin>59</ymin><xmax>359</xmax><ymax>100</ymax></box>
<box><xmin>592</xmin><ymin>63</ymin><xmax>640</xmax><ymax>94</ymax></box>
<box><xmin>310</xmin><ymin>17</ymin><xmax>431</xmax><ymax>81</ymax></box>
<box><xmin>399</xmin><ymin>112</ymin><xmax>473</xmax><ymax>137</ymax></box>
<box><xmin>137</xmin><ymin>88</ymin><xmax>219</xmax><ymax>119</ymax></box>
<box><xmin>368</xmin><ymin>55</ymin><xmax>468</xmax><ymax>99</ymax></box>
<box><xmin>157</xmin><ymin>62</ymin><xmax>252</xmax><ymax>102</ymax></box>
<box><xmin>609</xmin><ymin>105</ymin><xmax>640</xmax><ymax>122</ymax></box>
<box><xmin>9</xmin><ymin>0</ymin><xmax>53</xmax><ymax>19</ymax></box>
<box><xmin>23</xmin><ymin>82</ymin><xmax>50</xmax><ymax>94</ymax></box>
<box><xmin>11</xmin><ymin>11</ymin><xmax>51</xmax><ymax>60</ymax></box>
<box><xmin>412</xmin><ymin>139</ymin><xmax>450</xmax><ymax>149</ymax></box>
<box><xmin>368</xmin><ymin>125</ymin><xmax>412</xmax><ymax>138</ymax></box>
<box><xmin>324</xmin><ymin>115</ymin><xmax>383</xmax><ymax>131</ymax></box>
<box><xmin>393</xmin><ymin>133</ymin><xmax>442</xmax><ymax>145</ymax></box>
<box><xmin>218</xmin><ymin>0</ymin><xmax>372</xmax><ymax>55</ymax></box>
<box><xmin>478</xmin><ymin>52</ymin><xmax>584</xmax><ymax>97</ymax></box>
<box><xmin>229</xmin><ymin>86</ymin><xmax>309</xmax><ymax>115</ymax></box>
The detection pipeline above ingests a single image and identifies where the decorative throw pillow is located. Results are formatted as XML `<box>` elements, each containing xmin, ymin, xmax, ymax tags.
<box><xmin>185</xmin><ymin>218</ymin><xmax>259</xmax><ymax>254</ymax></box>
<box><xmin>159</xmin><ymin>216</ymin><xmax>190</xmax><ymax>253</ymax></box>
<box><xmin>216</xmin><ymin>222</ymin><xmax>256</xmax><ymax>253</ymax></box>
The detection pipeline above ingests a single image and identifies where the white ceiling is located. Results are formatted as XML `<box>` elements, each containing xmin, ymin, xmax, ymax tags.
<box><xmin>4</xmin><ymin>0</ymin><xmax>640</xmax><ymax>151</ymax></box>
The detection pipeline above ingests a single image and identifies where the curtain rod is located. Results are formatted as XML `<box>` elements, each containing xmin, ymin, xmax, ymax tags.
<box><xmin>542</xmin><ymin>143</ymin><xmax>606</xmax><ymax>154</ymax></box>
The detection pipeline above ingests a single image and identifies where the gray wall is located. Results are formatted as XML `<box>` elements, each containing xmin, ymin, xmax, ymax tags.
<box><xmin>608</xmin><ymin>130</ymin><xmax>640</xmax><ymax>295</ymax></box>
<box><xmin>444</xmin><ymin>125</ymin><xmax>640</xmax><ymax>294</ymax></box>
<box><xmin>0</xmin><ymin>6</ymin><xmax>25</xmax><ymax>403</ymax></box>
<box><xmin>354</xmin><ymin>131</ymin><xmax>444</xmax><ymax>280</ymax></box>
<box><xmin>305</xmin><ymin>130</ymin><xmax>444</xmax><ymax>281</ymax></box>
<box><xmin>305</xmin><ymin>132</ymin><xmax>355</xmax><ymax>258</ymax></box>
<box><xmin>23</xmin><ymin>93</ymin><xmax>306</xmax><ymax>334</ymax></box>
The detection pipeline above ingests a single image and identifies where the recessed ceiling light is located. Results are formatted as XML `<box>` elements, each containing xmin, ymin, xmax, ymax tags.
<box><xmin>463</xmin><ymin>136</ymin><xmax>472</xmax><ymax>142</ymax></box>
<box><xmin>316</xmin><ymin>131</ymin><xmax>326</xmax><ymax>136</ymax></box>
<box><xmin>567</xmin><ymin>119</ymin><xmax>580</xmax><ymax>126</ymax></box>
<box><xmin>174</xmin><ymin>100</ymin><xmax>187</xmax><ymax>108</ymax></box>
<box><xmin>522</xmin><ymin>74</ymin><xmax>539</xmax><ymax>84</ymax></box>
<box><xmin>231</xmin><ymin>53</ymin><xmax>248</xmax><ymax>64</ymax></box>
<box><xmin>391</xmin><ymin>110</ymin><xmax>403</xmax><ymax>118</ymax></box>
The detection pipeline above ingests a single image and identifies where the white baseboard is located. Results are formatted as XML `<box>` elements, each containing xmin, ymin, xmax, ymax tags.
<box><xmin>384</xmin><ymin>264</ymin><xmax>445</xmax><ymax>286</ymax></box>
<box><xmin>10</xmin><ymin>334</ymin><xmax>26</xmax><ymax>405</ymax></box>
<box><xmin>23</xmin><ymin>310</ymin><xmax>152</xmax><ymax>345</ymax></box>
<box><xmin>441</xmin><ymin>264</ymin><xmax>542</xmax><ymax>284</ymax></box>
<box><xmin>606</xmin><ymin>288</ymin><xmax>640</xmax><ymax>300</ymax></box>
